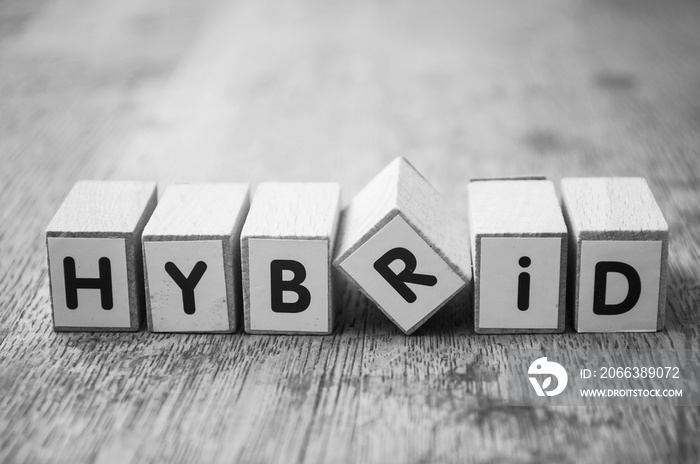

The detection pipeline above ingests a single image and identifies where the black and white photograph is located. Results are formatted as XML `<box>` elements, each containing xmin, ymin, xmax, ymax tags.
<box><xmin>1</xmin><ymin>0</ymin><xmax>699</xmax><ymax>462</ymax></box>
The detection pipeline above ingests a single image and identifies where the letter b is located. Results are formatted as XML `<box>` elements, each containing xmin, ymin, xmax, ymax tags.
<box><xmin>270</xmin><ymin>259</ymin><xmax>311</xmax><ymax>313</ymax></box>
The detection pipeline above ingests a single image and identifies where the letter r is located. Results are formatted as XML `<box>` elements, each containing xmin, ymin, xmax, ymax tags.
<box><xmin>373</xmin><ymin>247</ymin><xmax>437</xmax><ymax>303</ymax></box>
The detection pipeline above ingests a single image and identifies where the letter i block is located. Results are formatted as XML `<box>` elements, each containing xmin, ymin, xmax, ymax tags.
<box><xmin>142</xmin><ymin>184</ymin><xmax>250</xmax><ymax>333</ymax></box>
<box><xmin>46</xmin><ymin>181</ymin><xmax>157</xmax><ymax>331</ymax></box>
<box><xmin>468</xmin><ymin>178</ymin><xmax>567</xmax><ymax>334</ymax></box>
<box><xmin>561</xmin><ymin>178</ymin><xmax>669</xmax><ymax>332</ymax></box>
<box><xmin>333</xmin><ymin>157</ymin><xmax>471</xmax><ymax>335</ymax></box>
<box><xmin>241</xmin><ymin>183</ymin><xmax>341</xmax><ymax>334</ymax></box>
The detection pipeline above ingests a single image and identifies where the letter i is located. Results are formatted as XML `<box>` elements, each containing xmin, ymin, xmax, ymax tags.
<box><xmin>517</xmin><ymin>256</ymin><xmax>531</xmax><ymax>311</ymax></box>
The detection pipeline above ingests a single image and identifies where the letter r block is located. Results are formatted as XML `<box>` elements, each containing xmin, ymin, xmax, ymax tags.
<box><xmin>561</xmin><ymin>178</ymin><xmax>669</xmax><ymax>332</ymax></box>
<box><xmin>46</xmin><ymin>181</ymin><xmax>157</xmax><ymax>331</ymax></box>
<box><xmin>142</xmin><ymin>184</ymin><xmax>250</xmax><ymax>333</ymax></box>
<box><xmin>241</xmin><ymin>183</ymin><xmax>341</xmax><ymax>334</ymax></box>
<box><xmin>334</xmin><ymin>158</ymin><xmax>471</xmax><ymax>335</ymax></box>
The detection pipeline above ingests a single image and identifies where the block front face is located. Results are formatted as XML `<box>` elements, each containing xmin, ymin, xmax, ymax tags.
<box><xmin>144</xmin><ymin>240</ymin><xmax>230</xmax><ymax>332</ymax></box>
<box><xmin>339</xmin><ymin>215</ymin><xmax>464</xmax><ymax>334</ymax></box>
<box><xmin>247</xmin><ymin>239</ymin><xmax>329</xmax><ymax>333</ymax></box>
<box><xmin>478</xmin><ymin>237</ymin><xmax>562</xmax><ymax>330</ymax></box>
<box><xmin>48</xmin><ymin>237</ymin><xmax>131</xmax><ymax>329</ymax></box>
<box><xmin>577</xmin><ymin>240</ymin><xmax>662</xmax><ymax>332</ymax></box>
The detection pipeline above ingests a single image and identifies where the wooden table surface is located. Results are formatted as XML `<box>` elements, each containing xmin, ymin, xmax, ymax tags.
<box><xmin>1</xmin><ymin>0</ymin><xmax>699</xmax><ymax>462</ymax></box>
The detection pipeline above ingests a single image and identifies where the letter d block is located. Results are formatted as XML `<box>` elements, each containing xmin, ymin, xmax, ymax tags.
<box><xmin>561</xmin><ymin>178</ymin><xmax>669</xmax><ymax>332</ymax></box>
<box><xmin>142</xmin><ymin>184</ymin><xmax>250</xmax><ymax>333</ymax></box>
<box><xmin>46</xmin><ymin>181</ymin><xmax>157</xmax><ymax>331</ymax></box>
<box><xmin>241</xmin><ymin>183</ymin><xmax>341</xmax><ymax>334</ymax></box>
<box><xmin>334</xmin><ymin>158</ymin><xmax>471</xmax><ymax>335</ymax></box>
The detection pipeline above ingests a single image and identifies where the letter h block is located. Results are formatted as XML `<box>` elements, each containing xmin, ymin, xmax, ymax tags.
<box><xmin>561</xmin><ymin>178</ymin><xmax>669</xmax><ymax>332</ymax></box>
<box><xmin>334</xmin><ymin>158</ymin><xmax>471</xmax><ymax>335</ymax></box>
<box><xmin>241</xmin><ymin>183</ymin><xmax>341</xmax><ymax>334</ymax></box>
<box><xmin>46</xmin><ymin>181</ymin><xmax>157</xmax><ymax>331</ymax></box>
<box><xmin>142</xmin><ymin>184</ymin><xmax>250</xmax><ymax>333</ymax></box>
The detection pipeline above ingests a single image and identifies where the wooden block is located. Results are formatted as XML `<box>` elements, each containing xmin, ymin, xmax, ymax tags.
<box><xmin>468</xmin><ymin>178</ymin><xmax>567</xmax><ymax>334</ymax></box>
<box><xmin>561</xmin><ymin>177</ymin><xmax>669</xmax><ymax>332</ymax></box>
<box><xmin>142</xmin><ymin>183</ymin><xmax>250</xmax><ymax>333</ymax></box>
<box><xmin>241</xmin><ymin>183</ymin><xmax>341</xmax><ymax>334</ymax></box>
<box><xmin>46</xmin><ymin>181</ymin><xmax>157</xmax><ymax>331</ymax></box>
<box><xmin>333</xmin><ymin>157</ymin><xmax>471</xmax><ymax>335</ymax></box>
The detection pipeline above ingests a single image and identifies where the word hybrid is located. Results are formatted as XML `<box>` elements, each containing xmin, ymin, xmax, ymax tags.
<box><xmin>46</xmin><ymin>158</ymin><xmax>668</xmax><ymax>335</ymax></box>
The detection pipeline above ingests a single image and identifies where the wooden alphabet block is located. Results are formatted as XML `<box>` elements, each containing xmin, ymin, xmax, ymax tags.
<box><xmin>142</xmin><ymin>183</ymin><xmax>250</xmax><ymax>333</ymax></box>
<box><xmin>241</xmin><ymin>183</ymin><xmax>341</xmax><ymax>334</ymax></box>
<box><xmin>46</xmin><ymin>181</ymin><xmax>157</xmax><ymax>331</ymax></box>
<box><xmin>561</xmin><ymin>177</ymin><xmax>669</xmax><ymax>332</ymax></box>
<box><xmin>333</xmin><ymin>157</ymin><xmax>471</xmax><ymax>335</ymax></box>
<box><xmin>468</xmin><ymin>178</ymin><xmax>567</xmax><ymax>334</ymax></box>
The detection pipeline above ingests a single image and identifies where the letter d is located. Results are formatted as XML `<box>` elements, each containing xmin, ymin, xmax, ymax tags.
<box><xmin>592</xmin><ymin>261</ymin><xmax>641</xmax><ymax>316</ymax></box>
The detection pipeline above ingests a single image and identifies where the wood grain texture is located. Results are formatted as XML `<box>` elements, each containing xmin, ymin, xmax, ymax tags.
<box><xmin>46</xmin><ymin>181</ymin><xmax>158</xmax><ymax>235</ymax></box>
<box><xmin>241</xmin><ymin>182</ymin><xmax>341</xmax><ymax>334</ymax></box>
<box><xmin>46</xmin><ymin>180</ymin><xmax>157</xmax><ymax>331</ymax></box>
<box><xmin>468</xmin><ymin>179</ymin><xmax>567</xmax><ymax>236</ymax></box>
<box><xmin>141</xmin><ymin>183</ymin><xmax>250</xmax><ymax>238</ymax></box>
<box><xmin>142</xmin><ymin>183</ymin><xmax>250</xmax><ymax>333</ymax></box>
<box><xmin>561</xmin><ymin>178</ymin><xmax>669</xmax><ymax>237</ymax></box>
<box><xmin>561</xmin><ymin>177</ymin><xmax>669</xmax><ymax>332</ymax></box>
<box><xmin>468</xmin><ymin>179</ymin><xmax>567</xmax><ymax>333</ymax></box>
<box><xmin>1</xmin><ymin>0</ymin><xmax>700</xmax><ymax>462</ymax></box>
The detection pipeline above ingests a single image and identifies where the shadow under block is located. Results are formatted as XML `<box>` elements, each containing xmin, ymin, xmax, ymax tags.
<box><xmin>333</xmin><ymin>157</ymin><xmax>471</xmax><ymax>335</ymax></box>
<box><xmin>241</xmin><ymin>183</ymin><xmax>341</xmax><ymax>334</ymax></box>
<box><xmin>46</xmin><ymin>181</ymin><xmax>157</xmax><ymax>331</ymax></box>
<box><xmin>142</xmin><ymin>183</ymin><xmax>250</xmax><ymax>333</ymax></box>
<box><xmin>468</xmin><ymin>179</ymin><xmax>567</xmax><ymax>334</ymax></box>
<box><xmin>561</xmin><ymin>177</ymin><xmax>669</xmax><ymax>332</ymax></box>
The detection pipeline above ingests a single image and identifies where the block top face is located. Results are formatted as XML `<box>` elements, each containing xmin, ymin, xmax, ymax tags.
<box><xmin>561</xmin><ymin>177</ymin><xmax>668</xmax><ymax>235</ymax></box>
<box><xmin>47</xmin><ymin>181</ymin><xmax>157</xmax><ymax>235</ymax></box>
<box><xmin>241</xmin><ymin>182</ymin><xmax>341</xmax><ymax>239</ymax></box>
<box><xmin>333</xmin><ymin>158</ymin><xmax>403</xmax><ymax>258</ymax></box>
<box><xmin>468</xmin><ymin>179</ymin><xmax>567</xmax><ymax>236</ymax></box>
<box><xmin>142</xmin><ymin>183</ymin><xmax>250</xmax><ymax>239</ymax></box>
<box><xmin>334</xmin><ymin>157</ymin><xmax>471</xmax><ymax>283</ymax></box>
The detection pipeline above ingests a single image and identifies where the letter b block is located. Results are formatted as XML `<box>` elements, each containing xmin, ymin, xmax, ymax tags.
<box><xmin>334</xmin><ymin>158</ymin><xmax>471</xmax><ymax>335</ymax></box>
<box><xmin>46</xmin><ymin>181</ymin><xmax>157</xmax><ymax>331</ymax></box>
<box><xmin>561</xmin><ymin>178</ymin><xmax>669</xmax><ymax>332</ymax></box>
<box><xmin>241</xmin><ymin>183</ymin><xmax>341</xmax><ymax>334</ymax></box>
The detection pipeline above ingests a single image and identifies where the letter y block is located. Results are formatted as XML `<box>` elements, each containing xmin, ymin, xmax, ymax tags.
<box><xmin>241</xmin><ymin>183</ymin><xmax>341</xmax><ymax>334</ymax></box>
<box><xmin>561</xmin><ymin>178</ymin><xmax>668</xmax><ymax>332</ymax></box>
<box><xmin>334</xmin><ymin>158</ymin><xmax>471</xmax><ymax>334</ymax></box>
<box><xmin>142</xmin><ymin>184</ymin><xmax>250</xmax><ymax>333</ymax></box>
